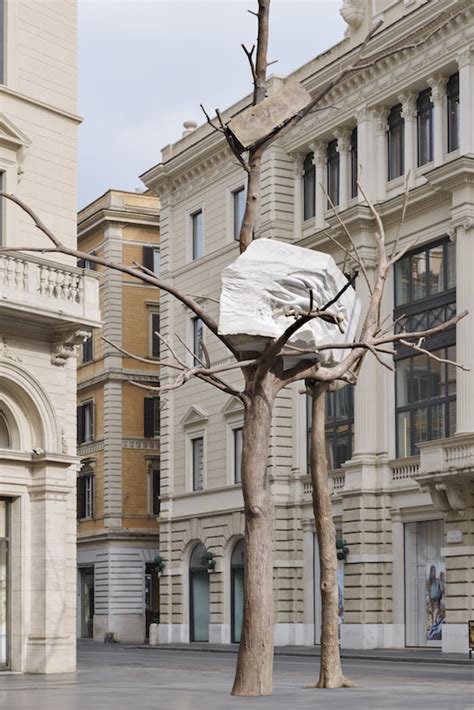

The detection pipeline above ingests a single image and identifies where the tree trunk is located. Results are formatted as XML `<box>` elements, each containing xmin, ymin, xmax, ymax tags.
<box><xmin>231</xmin><ymin>378</ymin><xmax>276</xmax><ymax>696</ymax></box>
<box><xmin>307</xmin><ymin>382</ymin><xmax>354</xmax><ymax>689</ymax></box>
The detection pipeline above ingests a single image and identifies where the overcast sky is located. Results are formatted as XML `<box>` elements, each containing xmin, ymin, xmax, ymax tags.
<box><xmin>77</xmin><ymin>0</ymin><xmax>346</xmax><ymax>209</ymax></box>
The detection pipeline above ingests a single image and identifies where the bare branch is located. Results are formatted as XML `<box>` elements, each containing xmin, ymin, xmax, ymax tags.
<box><xmin>390</xmin><ymin>171</ymin><xmax>411</xmax><ymax>260</ymax></box>
<box><xmin>175</xmin><ymin>332</ymin><xmax>206</xmax><ymax>368</ymax></box>
<box><xmin>241</xmin><ymin>43</ymin><xmax>257</xmax><ymax>86</ymax></box>
<box><xmin>186</xmin><ymin>293</ymin><xmax>220</xmax><ymax>304</ymax></box>
<box><xmin>101</xmin><ymin>336</ymin><xmax>181</xmax><ymax>370</ymax></box>
<box><xmin>374</xmin><ymin>310</ymin><xmax>467</xmax><ymax>346</ymax></box>
<box><xmin>399</xmin><ymin>338</ymin><xmax>469</xmax><ymax>371</ymax></box>
<box><xmin>200</xmin><ymin>103</ymin><xmax>226</xmax><ymax>134</ymax></box>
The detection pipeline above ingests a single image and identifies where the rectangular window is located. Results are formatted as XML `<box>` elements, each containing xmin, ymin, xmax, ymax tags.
<box><xmin>388</xmin><ymin>104</ymin><xmax>404</xmax><ymax>180</ymax></box>
<box><xmin>77</xmin><ymin>252</ymin><xmax>98</xmax><ymax>270</ymax></box>
<box><xmin>82</xmin><ymin>333</ymin><xmax>93</xmax><ymax>364</ymax></box>
<box><xmin>394</xmin><ymin>238</ymin><xmax>456</xmax><ymax>457</ymax></box>
<box><xmin>77</xmin><ymin>401</ymin><xmax>94</xmax><ymax>445</ymax></box>
<box><xmin>143</xmin><ymin>246</ymin><xmax>160</xmax><ymax>275</ymax></box>
<box><xmin>327</xmin><ymin>140</ymin><xmax>339</xmax><ymax>207</ymax></box>
<box><xmin>447</xmin><ymin>73</ymin><xmax>460</xmax><ymax>153</ymax></box>
<box><xmin>192</xmin><ymin>317</ymin><xmax>204</xmax><ymax>366</ymax></box>
<box><xmin>77</xmin><ymin>473</ymin><xmax>94</xmax><ymax>520</ymax></box>
<box><xmin>192</xmin><ymin>210</ymin><xmax>203</xmax><ymax>260</ymax></box>
<box><xmin>151</xmin><ymin>313</ymin><xmax>160</xmax><ymax>358</ymax></box>
<box><xmin>233</xmin><ymin>427</ymin><xmax>243</xmax><ymax>484</ymax></box>
<box><xmin>350</xmin><ymin>127</ymin><xmax>358</xmax><ymax>198</ymax></box>
<box><xmin>306</xmin><ymin>388</ymin><xmax>354</xmax><ymax>470</ymax></box>
<box><xmin>303</xmin><ymin>152</ymin><xmax>315</xmax><ymax>220</ymax></box>
<box><xmin>151</xmin><ymin>466</ymin><xmax>160</xmax><ymax>516</ymax></box>
<box><xmin>233</xmin><ymin>187</ymin><xmax>245</xmax><ymax>240</ymax></box>
<box><xmin>417</xmin><ymin>89</ymin><xmax>433</xmax><ymax>166</ymax></box>
<box><xmin>192</xmin><ymin>436</ymin><xmax>204</xmax><ymax>491</ymax></box>
<box><xmin>144</xmin><ymin>397</ymin><xmax>160</xmax><ymax>438</ymax></box>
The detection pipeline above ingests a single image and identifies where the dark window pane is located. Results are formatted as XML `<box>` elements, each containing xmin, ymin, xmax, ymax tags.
<box><xmin>395</xmin><ymin>257</ymin><xmax>410</xmax><ymax>305</ymax></box>
<box><xmin>303</xmin><ymin>152</ymin><xmax>315</xmax><ymax>220</ymax></box>
<box><xmin>152</xmin><ymin>313</ymin><xmax>160</xmax><ymax>358</ymax></box>
<box><xmin>447</xmin><ymin>73</ymin><xmax>459</xmax><ymax>153</ymax></box>
<box><xmin>417</xmin><ymin>89</ymin><xmax>433</xmax><ymax>166</ymax></box>
<box><xmin>192</xmin><ymin>437</ymin><xmax>204</xmax><ymax>491</ymax></box>
<box><xmin>396</xmin><ymin>359</ymin><xmax>411</xmax><ymax>407</ymax></box>
<box><xmin>192</xmin><ymin>210</ymin><xmax>203</xmax><ymax>259</ymax></box>
<box><xmin>411</xmin><ymin>354</ymin><xmax>429</xmax><ymax>402</ymax></box>
<box><xmin>350</xmin><ymin>127</ymin><xmax>358</xmax><ymax>198</ymax></box>
<box><xmin>430</xmin><ymin>403</ymin><xmax>445</xmax><ymax>440</ymax></box>
<box><xmin>193</xmin><ymin>317</ymin><xmax>204</xmax><ymax>365</ymax></box>
<box><xmin>233</xmin><ymin>428</ymin><xmax>242</xmax><ymax>484</ymax></box>
<box><xmin>82</xmin><ymin>334</ymin><xmax>93</xmax><ymax>363</ymax></box>
<box><xmin>428</xmin><ymin>245</ymin><xmax>444</xmax><ymax>295</ymax></box>
<box><xmin>412</xmin><ymin>251</ymin><xmax>427</xmax><ymax>300</ymax></box>
<box><xmin>327</xmin><ymin>140</ymin><xmax>339</xmax><ymax>207</ymax></box>
<box><xmin>413</xmin><ymin>407</ymin><xmax>428</xmax><ymax>446</ymax></box>
<box><xmin>233</xmin><ymin>187</ymin><xmax>245</xmax><ymax>240</ymax></box>
<box><xmin>429</xmin><ymin>357</ymin><xmax>443</xmax><ymax>398</ymax></box>
<box><xmin>152</xmin><ymin>468</ymin><xmax>160</xmax><ymax>515</ymax></box>
<box><xmin>388</xmin><ymin>104</ymin><xmax>404</xmax><ymax>180</ymax></box>
<box><xmin>446</xmin><ymin>240</ymin><xmax>456</xmax><ymax>290</ymax></box>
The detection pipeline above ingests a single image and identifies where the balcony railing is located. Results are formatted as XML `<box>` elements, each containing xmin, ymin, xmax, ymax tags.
<box><xmin>301</xmin><ymin>469</ymin><xmax>346</xmax><ymax>499</ymax></box>
<box><xmin>0</xmin><ymin>251</ymin><xmax>100</xmax><ymax>329</ymax></box>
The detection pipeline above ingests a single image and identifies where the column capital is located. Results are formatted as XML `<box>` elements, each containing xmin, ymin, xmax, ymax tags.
<box><xmin>457</xmin><ymin>44</ymin><xmax>474</xmax><ymax>69</ymax></box>
<box><xmin>334</xmin><ymin>127</ymin><xmax>352</xmax><ymax>155</ymax></box>
<box><xmin>291</xmin><ymin>152</ymin><xmax>306</xmax><ymax>176</ymax></box>
<box><xmin>356</xmin><ymin>106</ymin><xmax>371</xmax><ymax>123</ymax></box>
<box><xmin>428</xmin><ymin>74</ymin><xmax>448</xmax><ymax>105</ymax></box>
<box><xmin>399</xmin><ymin>91</ymin><xmax>417</xmax><ymax>121</ymax></box>
<box><xmin>371</xmin><ymin>106</ymin><xmax>390</xmax><ymax>134</ymax></box>
<box><xmin>309</xmin><ymin>141</ymin><xmax>327</xmax><ymax>166</ymax></box>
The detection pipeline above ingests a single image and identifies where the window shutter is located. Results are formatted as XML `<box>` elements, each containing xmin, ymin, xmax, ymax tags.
<box><xmin>77</xmin><ymin>405</ymin><xmax>84</xmax><ymax>444</ymax></box>
<box><xmin>77</xmin><ymin>476</ymin><xmax>85</xmax><ymax>519</ymax></box>
<box><xmin>152</xmin><ymin>314</ymin><xmax>160</xmax><ymax>357</ymax></box>
<box><xmin>152</xmin><ymin>469</ymin><xmax>161</xmax><ymax>515</ymax></box>
<box><xmin>143</xmin><ymin>246</ymin><xmax>154</xmax><ymax>271</ymax></box>
<box><xmin>144</xmin><ymin>398</ymin><xmax>154</xmax><ymax>438</ymax></box>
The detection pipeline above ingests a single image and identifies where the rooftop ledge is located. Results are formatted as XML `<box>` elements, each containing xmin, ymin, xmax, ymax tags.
<box><xmin>0</xmin><ymin>251</ymin><xmax>101</xmax><ymax>331</ymax></box>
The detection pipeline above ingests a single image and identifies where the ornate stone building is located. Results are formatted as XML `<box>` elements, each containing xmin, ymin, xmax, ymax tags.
<box><xmin>77</xmin><ymin>190</ymin><xmax>160</xmax><ymax>644</ymax></box>
<box><xmin>141</xmin><ymin>0</ymin><xmax>474</xmax><ymax>653</ymax></box>
<box><xmin>0</xmin><ymin>1</ymin><xmax>101</xmax><ymax>671</ymax></box>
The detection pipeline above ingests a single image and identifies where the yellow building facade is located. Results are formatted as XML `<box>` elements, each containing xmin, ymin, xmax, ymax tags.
<box><xmin>76</xmin><ymin>190</ymin><xmax>161</xmax><ymax>643</ymax></box>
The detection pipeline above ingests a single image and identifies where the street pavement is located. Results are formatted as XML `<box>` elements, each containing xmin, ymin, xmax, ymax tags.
<box><xmin>0</xmin><ymin>641</ymin><xmax>472</xmax><ymax>710</ymax></box>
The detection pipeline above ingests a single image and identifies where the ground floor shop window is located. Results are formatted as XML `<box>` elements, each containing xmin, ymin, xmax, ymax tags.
<box><xmin>189</xmin><ymin>543</ymin><xmax>209</xmax><ymax>642</ymax></box>
<box><xmin>79</xmin><ymin>567</ymin><xmax>94</xmax><ymax>638</ymax></box>
<box><xmin>405</xmin><ymin>520</ymin><xmax>445</xmax><ymax>646</ymax></box>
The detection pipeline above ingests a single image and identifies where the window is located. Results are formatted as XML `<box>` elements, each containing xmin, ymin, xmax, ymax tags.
<box><xmin>191</xmin><ymin>210</ymin><xmax>203</xmax><ymax>260</ymax></box>
<box><xmin>77</xmin><ymin>467</ymin><xmax>94</xmax><ymax>520</ymax></box>
<box><xmin>350</xmin><ymin>127</ymin><xmax>358</xmax><ymax>198</ymax></box>
<box><xmin>417</xmin><ymin>89</ymin><xmax>433</xmax><ymax>166</ymax></box>
<box><xmin>306</xmin><ymin>388</ymin><xmax>354</xmax><ymax>470</ymax></box>
<box><xmin>447</xmin><ymin>72</ymin><xmax>459</xmax><ymax>153</ymax></box>
<box><xmin>394</xmin><ymin>239</ymin><xmax>456</xmax><ymax>457</ymax></box>
<box><xmin>192</xmin><ymin>436</ymin><xmax>204</xmax><ymax>491</ymax></box>
<box><xmin>0</xmin><ymin>412</ymin><xmax>10</xmax><ymax>448</ymax></box>
<box><xmin>143</xmin><ymin>246</ymin><xmax>160</xmax><ymax>275</ymax></box>
<box><xmin>303</xmin><ymin>151</ymin><xmax>315</xmax><ymax>220</ymax></box>
<box><xmin>233</xmin><ymin>427</ymin><xmax>243</xmax><ymax>484</ymax></box>
<box><xmin>77</xmin><ymin>401</ymin><xmax>94</xmax><ymax>445</ymax></box>
<box><xmin>144</xmin><ymin>397</ymin><xmax>160</xmax><ymax>438</ymax></box>
<box><xmin>150</xmin><ymin>313</ymin><xmax>160</xmax><ymax>358</ymax></box>
<box><xmin>0</xmin><ymin>172</ymin><xmax>3</xmax><ymax>246</ymax></box>
<box><xmin>233</xmin><ymin>187</ymin><xmax>245</xmax><ymax>240</ymax></box>
<box><xmin>327</xmin><ymin>140</ymin><xmax>339</xmax><ymax>207</ymax></box>
<box><xmin>150</xmin><ymin>464</ymin><xmax>160</xmax><ymax>516</ymax></box>
<box><xmin>192</xmin><ymin>316</ymin><xmax>204</xmax><ymax>365</ymax></box>
<box><xmin>77</xmin><ymin>252</ymin><xmax>97</xmax><ymax>270</ymax></box>
<box><xmin>388</xmin><ymin>104</ymin><xmax>404</xmax><ymax>180</ymax></box>
<box><xmin>82</xmin><ymin>333</ymin><xmax>93</xmax><ymax>364</ymax></box>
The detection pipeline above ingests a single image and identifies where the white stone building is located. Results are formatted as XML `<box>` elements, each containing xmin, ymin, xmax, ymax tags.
<box><xmin>0</xmin><ymin>1</ymin><xmax>100</xmax><ymax>671</ymax></box>
<box><xmin>141</xmin><ymin>0</ymin><xmax>474</xmax><ymax>654</ymax></box>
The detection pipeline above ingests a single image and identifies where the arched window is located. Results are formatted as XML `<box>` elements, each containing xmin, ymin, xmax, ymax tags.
<box><xmin>327</xmin><ymin>140</ymin><xmax>339</xmax><ymax>207</ymax></box>
<box><xmin>417</xmin><ymin>89</ymin><xmax>433</xmax><ymax>166</ymax></box>
<box><xmin>189</xmin><ymin>542</ymin><xmax>209</xmax><ymax>642</ymax></box>
<box><xmin>231</xmin><ymin>539</ymin><xmax>244</xmax><ymax>643</ymax></box>
<box><xmin>303</xmin><ymin>152</ymin><xmax>315</xmax><ymax>220</ymax></box>
<box><xmin>387</xmin><ymin>104</ymin><xmax>404</xmax><ymax>180</ymax></box>
<box><xmin>0</xmin><ymin>412</ymin><xmax>10</xmax><ymax>448</ymax></box>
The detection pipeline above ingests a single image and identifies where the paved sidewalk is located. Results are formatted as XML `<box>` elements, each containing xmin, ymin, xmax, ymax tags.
<box><xmin>131</xmin><ymin>640</ymin><xmax>472</xmax><ymax>666</ymax></box>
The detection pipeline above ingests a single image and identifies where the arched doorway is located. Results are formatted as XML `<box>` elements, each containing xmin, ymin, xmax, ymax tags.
<box><xmin>231</xmin><ymin>539</ymin><xmax>244</xmax><ymax>643</ymax></box>
<box><xmin>189</xmin><ymin>543</ymin><xmax>209</xmax><ymax>642</ymax></box>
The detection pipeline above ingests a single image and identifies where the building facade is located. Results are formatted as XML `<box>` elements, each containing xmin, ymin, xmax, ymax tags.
<box><xmin>0</xmin><ymin>0</ymin><xmax>101</xmax><ymax>672</ymax></box>
<box><xmin>77</xmin><ymin>190</ymin><xmax>161</xmax><ymax>644</ymax></box>
<box><xmin>141</xmin><ymin>0</ymin><xmax>474</xmax><ymax>654</ymax></box>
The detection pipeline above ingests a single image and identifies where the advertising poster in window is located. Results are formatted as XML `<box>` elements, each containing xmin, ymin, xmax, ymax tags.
<box><xmin>425</xmin><ymin>562</ymin><xmax>446</xmax><ymax>641</ymax></box>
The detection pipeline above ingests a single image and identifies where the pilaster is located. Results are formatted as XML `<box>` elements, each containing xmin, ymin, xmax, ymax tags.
<box><xmin>372</xmin><ymin>107</ymin><xmax>390</xmax><ymax>201</ymax></box>
<box><xmin>400</xmin><ymin>92</ymin><xmax>417</xmax><ymax>184</ymax></box>
<box><xmin>457</xmin><ymin>46</ymin><xmax>474</xmax><ymax>156</ymax></box>
<box><xmin>334</xmin><ymin>128</ymin><xmax>352</xmax><ymax>211</ymax></box>
<box><xmin>429</xmin><ymin>75</ymin><xmax>448</xmax><ymax>166</ymax></box>
<box><xmin>292</xmin><ymin>153</ymin><xmax>305</xmax><ymax>240</ymax></box>
<box><xmin>311</xmin><ymin>141</ymin><xmax>326</xmax><ymax>230</ymax></box>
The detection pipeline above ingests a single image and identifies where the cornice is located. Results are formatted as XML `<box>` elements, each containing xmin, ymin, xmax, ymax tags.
<box><xmin>0</xmin><ymin>85</ymin><xmax>82</xmax><ymax>124</ymax></box>
<box><xmin>424</xmin><ymin>155</ymin><xmax>474</xmax><ymax>193</ymax></box>
<box><xmin>78</xmin><ymin>208</ymin><xmax>160</xmax><ymax>240</ymax></box>
<box><xmin>78</xmin><ymin>368</ymin><xmax>160</xmax><ymax>391</ymax></box>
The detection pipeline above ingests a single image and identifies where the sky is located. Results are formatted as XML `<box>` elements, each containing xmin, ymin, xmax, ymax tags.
<box><xmin>77</xmin><ymin>0</ymin><xmax>346</xmax><ymax>209</ymax></box>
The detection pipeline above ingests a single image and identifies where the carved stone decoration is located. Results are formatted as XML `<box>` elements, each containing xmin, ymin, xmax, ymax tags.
<box><xmin>0</xmin><ymin>336</ymin><xmax>22</xmax><ymax>363</ymax></box>
<box><xmin>61</xmin><ymin>429</ymin><xmax>68</xmax><ymax>455</ymax></box>
<box><xmin>422</xmin><ymin>480</ymin><xmax>468</xmax><ymax>513</ymax></box>
<box><xmin>51</xmin><ymin>329</ymin><xmax>90</xmax><ymax>367</ymax></box>
<box><xmin>340</xmin><ymin>0</ymin><xmax>365</xmax><ymax>30</ymax></box>
<box><xmin>218</xmin><ymin>238</ymin><xmax>361</xmax><ymax>365</ymax></box>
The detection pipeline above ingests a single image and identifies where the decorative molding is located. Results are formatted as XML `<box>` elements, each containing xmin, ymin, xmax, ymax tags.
<box><xmin>372</xmin><ymin>106</ymin><xmax>390</xmax><ymax>134</ymax></box>
<box><xmin>340</xmin><ymin>0</ymin><xmax>365</xmax><ymax>30</ymax></box>
<box><xmin>428</xmin><ymin>74</ymin><xmax>448</xmax><ymax>104</ymax></box>
<box><xmin>399</xmin><ymin>91</ymin><xmax>418</xmax><ymax>121</ymax></box>
<box><xmin>456</xmin><ymin>44</ymin><xmax>474</xmax><ymax>68</ymax></box>
<box><xmin>334</xmin><ymin>127</ymin><xmax>352</xmax><ymax>154</ymax></box>
<box><xmin>123</xmin><ymin>438</ymin><xmax>160</xmax><ymax>450</ymax></box>
<box><xmin>51</xmin><ymin>329</ymin><xmax>90</xmax><ymax>366</ymax></box>
<box><xmin>310</xmin><ymin>141</ymin><xmax>326</xmax><ymax>165</ymax></box>
<box><xmin>0</xmin><ymin>336</ymin><xmax>22</xmax><ymax>363</ymax></box>
<box><xmin>180</xmin><ymin>404</ymin><xmax>209</xmax><ymax>426</ymax></box>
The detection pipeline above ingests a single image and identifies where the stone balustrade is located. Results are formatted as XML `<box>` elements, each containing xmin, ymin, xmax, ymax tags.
<box><xmin>301</xmin><ymin>469</ymin><xmax>346</xmax><ymax>500</ymax></box>
<box><xmin>0</xmin><ymin>251</ymin><xmax>100</xmax><ymax>330</ymax></box>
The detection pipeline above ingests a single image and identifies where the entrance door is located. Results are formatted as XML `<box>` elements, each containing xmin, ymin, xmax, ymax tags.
<box><xmin>0</xmin><ymin>500</ymin><xmax>8</xmax><ymax>668</ymax></box>
<box><xmin>231</xmin><ymin>539</ymin><xmax>244</xmax><ymax>643</ymax></box>
<box><xmin>80</xmin><ymin>567</ymin><xmax>94</xmax><ymax>638</ymax></box>
<box><xmin>145</xmin><ymin>562</ymin><xmax>160</xmax><ymax>637</ymax></box>
<box><xmin>405</xmin><ymin>520</ymin><xmax>445</xmax><ymax>647</ymax></box>
<box><xmin>189</xmin><ymin>543</ymin><xmax>209</xmax><ymax>642</ymax></box>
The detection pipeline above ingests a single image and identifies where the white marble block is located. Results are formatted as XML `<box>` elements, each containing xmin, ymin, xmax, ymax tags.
<box><xmin>218</xmin><ymin>239</ymin><xmax>360</xmax><ymax>365</ymax></box>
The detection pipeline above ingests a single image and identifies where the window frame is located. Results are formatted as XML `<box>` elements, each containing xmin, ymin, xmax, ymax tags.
<box><xmin>447</xmin><ymin>72</ymin><xmax>460</xmax><ymax>154</ymax></box>
<box><xmin>350</xmin><ymin>127</ymin><xmax>358</xmax><ymax>199</ymax></box>
<box><xmin>303</xmin><ymin>151</ymin><xmax>315</xmax><ymax>220</ymax></box>
<box><xmin>417</xmin><ymin>89</ymin><xmax>433</xmax><ymax>167</ymax></box>
<box><xmin>150</xmin><ymin>312</ymin><xmax>160</xmax><ymax>359</ymax></box>
<box><xmin>191</xmin><ymin>209</ymin><xmax>204</xmax><ymax>260</ymax></box>
<box><xmin>149</xmin><ymin>461</ymin><xmax>161</xmax><ymax>516</ymax></box>
<box><xmin>77</xmin><ymin>466</ymin><xmax>94</xmax><ymax>520</ymax></box>
<box><xmin>81</xmin><ymin>333</ymin><xmax>93</xmax><ymax>364</ymax></box>
<box><xmin>77</xmin><ymin>400</ymin><xmax>94</xmax><ymax>445</ymax></box>
<box><xmin>192</xmin><ymin>316</ymin><xmax>204</xmax><ymax>366</ymax></box>
<box><xmin>144</xmin><ymin>396</ymin><xmax>160</xmax><ymax>438</ymax></box>
<box><xmin>232</xmin><ymin>426</ymin><xmax>243</xmax><ymax>484</ymax></box>
<box><xmin>326</xmin><ymin>139</ymin><xmax>340</xmax><ymax>207</ymax></box>
<box><xmin>387</xmin><ymin>103</ymin><xmax>405</xmax><ymax>181</ymax></box>
<box><xmin>306</xmin><ymin>388</ymin><xmax>354</xmax><ymax>471</ymax></box>
<box><xmin>232</xmin><ymin>186</ymin><xmax>245</xmax><ymax>241</ymax></box>
<box><xmin>143</xmin><ymin>245</ymin><xmax>160</xmax><ymax>275</ymax></box>
<box><xmin>191</xmin><ymin>435</ymin><xmax>204</xmax><ymax>491</ymax></box>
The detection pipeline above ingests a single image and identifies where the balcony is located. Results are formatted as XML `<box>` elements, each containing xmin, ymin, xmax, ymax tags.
<box><xmin>0</xmin><ymin>251</ymin><xmax>100</xmax><ymax>331</ymax></box>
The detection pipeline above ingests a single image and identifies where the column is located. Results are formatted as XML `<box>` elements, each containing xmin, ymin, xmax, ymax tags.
<box><xmin>292</xmin><ymin>153</ymin><xmax>305</xmax><ymax>240</ymax></box>
<box><xmin>311</xmin><ymin>141</ymin><xmax>326</xmax><ymax>230</ymax></box>
<box><xmin>400</xmin><ymin>91</ymin><xmax>417</xmax><ymax>184</ymax></box>
<box><xmin>429</xmin><ymin>74</ymin><xmax>448</xmax><ymax>166</ymax></box>
<box><xmin>372</xmin><ymin>107</ymin><xmax>389</xmax><ymax>201</ymax></box>
<box><xmin>334</xmin><ymin>128</ymin><xmax>352</xmax><ymax>211</ymax></box>
<box><xmin>454</xmin><ymin>221</ymin><xmax>474</xmax><ymax>433</ymax></box>
<box><xmin>457</xmin><ymin>46</ymin><xmax>474</xmax><ymax>155</ymax></box>
<box><xmin>356</xmin><ymin>107</ymin><xmax>374</xmax><ymax>202</ymax></box>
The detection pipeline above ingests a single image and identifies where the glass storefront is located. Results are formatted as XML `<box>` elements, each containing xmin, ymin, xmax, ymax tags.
<box><xmin>405</xmin><ymin>520</ymin><xmax>445</xmax><ymax>647</ymax></box>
